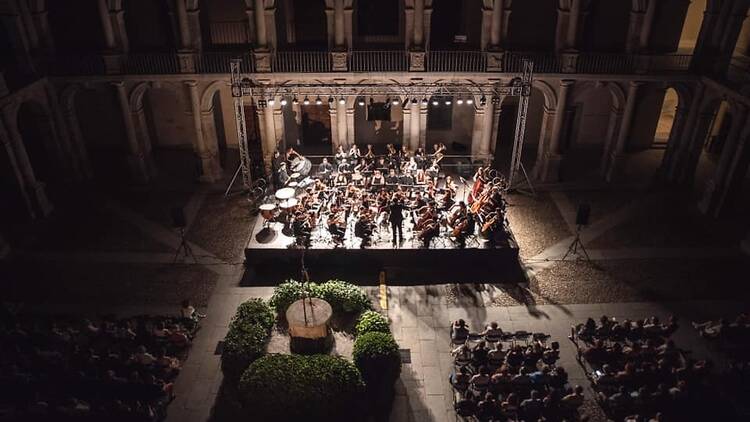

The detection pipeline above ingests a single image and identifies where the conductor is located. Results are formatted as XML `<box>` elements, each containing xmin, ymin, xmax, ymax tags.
<box><xmin>388</xmin><ymin>194</ymin><xmax>406</xmax><ymax>246</ymax></box>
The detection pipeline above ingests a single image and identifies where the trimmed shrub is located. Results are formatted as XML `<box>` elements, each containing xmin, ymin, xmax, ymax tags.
<box><xmin>352</xmin><ymin>332</ymin><xmax>402</xmax><ymax>389</ymax></box>
<box><xmin>232</xmin><ymin>298</ymin><xmax>274</xmax><ymax>331</ymax></box>
<box><xmin>239</xmin><ymin>354</ymin><xmax>365</xmax><ymax>421</ymax></box>
<box><xmin>269</xmin><ymin>279</ymin><xmax>371</xmax><ymax>314</ymax></box>
<box><xmin>220</xmin><ymin>321</ymin><xmax>269</xmax><ymax>381</ymax></box>
<box><xmin>221</xmin><ymin>298</ymin><xmax>274</xmax><ymax>380</ymax></box>
<box><xmin>355</xmin><ymin>310</ymin><xmax>390</xmax><ymax>336</ymax></box>
<box><xmin>316</xmin><ymin>279</ymin><xmax>371</xmax><ymax>313</ymax></box>
<box><xmin>268</xmin><ymin>279</ymin><xmax>313</xmax><ymax>313</ymax></box>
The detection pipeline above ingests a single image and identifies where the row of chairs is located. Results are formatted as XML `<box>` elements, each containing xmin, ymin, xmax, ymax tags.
<box><xmin>452</xmin><ymin>330</ymin><xmax>552</xmax><ymax>347</ymax></box>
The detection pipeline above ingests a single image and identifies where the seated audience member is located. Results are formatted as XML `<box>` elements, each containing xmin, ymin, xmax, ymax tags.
<box><xmin>470</xmin><ymin>366</ymin><xmax>491</xmax><ymax>392</ymax></box>
<box><xmin>692</xmin><ymin>318</ymin><xmax>727</xmax><ymax>338</ymax></box>
<box><xmin>451</xmin><ymin>319</ymin><xmax>469</xmax><ymax>341</ymax></box>
<box><xmin>454</xmin><ymin>392</ymin><xmax>477</xmax><ymax>417</ymax></box>
<box><xmin>487</xmin><ymin>342</ymin><xmax>506</xmax><ymax>367</ymax></box>
<box><xmin>450</xmin><ymin>366</ymin><xmax>471</xmax><ymax>391</ymax></box>
<box><xmin>451</xmin><ymin>343</ymin><xmax>472</xmax><ymax>365</ymax></box>
<box><xmin>472</xmin><ymin>341</ymin><xmax>489</xmax><ymax>367</ymax></box>
<box><xmin>561</xmin><ymin>385</ymin><xmax>585</xmax><ymax>409</ymax></box>
<box><xmin>520</xmin><ymin>390</ymin><xmax>543</xmax><ymax>421</ymax></box>
<box><xmin>480</xmin><ymin>321</ymin><xmax>503</xmax><ymax>340</ymax></box>
<box><xmin>476</xmin><ymin>392</ymin><xmax>498</xmax><ymax>420</ymax></box>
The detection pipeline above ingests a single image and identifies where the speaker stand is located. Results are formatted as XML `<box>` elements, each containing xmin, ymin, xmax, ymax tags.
<box><xmin>562</xmin><ymin>226</ymin><xmax>591</xmax><ymax>262</ymax></box>
<box><xmin>173</xmin><ymin>228</ymin><xmax>197</xmax><ymax>263</ymax></box>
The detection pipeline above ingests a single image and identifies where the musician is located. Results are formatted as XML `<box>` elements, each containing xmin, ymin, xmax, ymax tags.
<box><xmin>278</xmin><ymin>162</ymin><xmax>290</xmax><ymax>186</ymax></box>
<box><xmin>426</xmin><ymin>159</ymin><xmax>440</xmax><ymax>180</ymax></box>
<box><xmin>416</xmin><ymin>204</ymin><xmax>439</xmax><ymax>248</ymax></box>
<box><xmin>388</xmin><ymin>194</ymin><xmax>406</xmax><ymax>246</ymax></box>
<box><xmin>364</xmin><ymin>144</ymin><xmax>375</xmax><ymax>163</ymax></box>
<box><xmin>292</xmin><ymin>211</ymin><xmax>312</xmax><ymax>247</ymax></box>
<box><xmin>444</xmin><ymin>175</ymin><xmax>457</xmax><ymax>193</ymax></box>
<box><xmin>318</xmin><ymin>157</ymin><xmax>333</xmax><ymax>176</ymax></box>
<box><xmin>376</xmin><ymin>156</ymin><xmax>388</xmax><ymax>173</ymax></box>
<box><xmin>286</xmin><ymin>147</ymin><xmax>302</xmax><ymax>162</ymax></box>
<box><xmin>431</xmin><ymin>142</ymin><xmax>447</xmax><ymax>158</ymax></box>
<box><xmin>414</xmin><ymin>168</ymin><xmax>427</xmax><ymax>185</ymax></box>
<box><xmin>386</xmin><ymin>144</ymin><xmax>399</xmax><ymax>169</ymax></box>
<box><xmin>335</xmin><ymin>145</ymin><xmax>347</xmax><ymax>167</ymax></box>
<box><xmin>348</xmin><ymin>144</ymin><xmax>361</xmax><ymax>161</ymax></box>
<box><xmin>415</xmin><ymin>147</ymin><xmax>426</xmax><ymax>169</ymax></box>
<box><xmin>386</xmin><ymin>168</ymin><xmax>399</xmax><ymax>185</ymax></box>
<box><xmin>404</xmin><ymin>156</ymin><xmax>418</xmax><ymax>174</ymax></box>
<box><xmin>354</xmin><ymin>207</ymin><xmax>374</xmax><ymax>248</ymax></box>
<box><xmin>334</xmin><ymin>171</ymin><xmax>348</xmax><ymax>187</ymax></box>
<box><xmin>399</xmin><ymin>171</ymin><xmax>414</xmax><ymax>186</ymax></box>
<box><xmin>369</xmin><ymin>169</ymin><xmax>385</xmax><ymax>188</ymax></box>
<box><xmin>469</xmin><ymin>166</ymin><xmax>487</xmax><ymax>205</ymax></box>
<box><xmin>327</xmin><ymin>206</ymin><xmax>346</xmax><ymax>246</ymax></box>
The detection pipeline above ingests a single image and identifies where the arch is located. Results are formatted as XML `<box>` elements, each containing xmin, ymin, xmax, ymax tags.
<box><xmin>605</xmin><ymin>81</ymin><xmax>626</xmax><ymax>112</ymax></box>
<box><xmin>532</xmin><ymin>80</ymin><xmax>557</xmax><ymax>111</ymax></box>
<box><xmin>201</xmin><ymin>80</ymin><xmax>226</xmax><ymax>112</ymax></box>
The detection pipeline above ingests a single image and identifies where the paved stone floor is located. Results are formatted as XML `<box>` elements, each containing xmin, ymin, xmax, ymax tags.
<box><xmin>3</xmin><ymin>165</ymin><xmax>750</xmax><ymax>421</ymax></box>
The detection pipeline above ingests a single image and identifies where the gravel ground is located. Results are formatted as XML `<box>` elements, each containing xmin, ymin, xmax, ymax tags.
<box><xmin>115</xmin><ymin>187</ymin><xmax>195</xmax><ymax>228</ymax></box>
<box><xmin>506</xmin><ymin>192</ymin><xmax>571</xmax><ymax>258</ymax></box>
<box><xmin>2</xmin><ymin>261</ymin><xmax>216</xmax><ymax>307</ymax></box>
<box><xmin>186</xmin><ymin>193</ymin><xmax>254</xmax><ymax>262</ymax></box>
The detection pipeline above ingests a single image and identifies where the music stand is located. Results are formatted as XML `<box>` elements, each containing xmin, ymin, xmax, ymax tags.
<box><xmin>562</xmin><ymin>225</ymin><xmax>591</xmax><ymax>262</ymax></box>
<box><xmin>173</xmin><ymin>227</ymin><xmax>197</xmax><ymax>263</ymax></box>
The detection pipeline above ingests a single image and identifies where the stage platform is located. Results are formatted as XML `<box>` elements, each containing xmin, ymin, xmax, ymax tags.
<box><xmin>244</xmin><ymin>216</ymin><xmax>524</xmax><ymax>283</ymax></box>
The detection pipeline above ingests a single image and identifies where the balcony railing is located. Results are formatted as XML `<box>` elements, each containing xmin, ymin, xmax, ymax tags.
<box><xmin>121</xmin><ymin>53</ymin><xmax>180</xmax><ymax>74</ymax></box>
<box><xmin>272</xmin><ymin>51</ymin><xmax>331</xmax><ymax>73</ymax></box>
<box><xmin>426</xmin><ymin>51</ymin><xmax>486</xmax><ymax>72</ymax></box>
<box><xmin>197</xmin><ymin>52</ymin><xmax>254</xmax><ymax>74</ymax></box>
<box><xmin>49</xmin><ymin>50</ymin><xmax>696</xmax><ymax>77</ymax></box>
<box><xmin>350</xmin><ymin>51</ymin><xmax>408</xmax><ymax>72</ymax></box>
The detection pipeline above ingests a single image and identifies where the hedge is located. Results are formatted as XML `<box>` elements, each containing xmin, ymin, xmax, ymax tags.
<box><xmin>355</xmin><ymin>310</ymin><xmax>391</xmax><ymax>336</ymax></box>
<box><xmin>352</xmin><ymin>331</ymin><xmax>402</xmax><ymax>389</ymax></box>
<box><xmin>220</xmin><ymin>299</ymin><xmax>274</xmax><ymax>380</ymax></box>
<box><xmin>239</xmin><ymin>354</ymin><xmax>365</xmax><ymax>421</ymax></box>
<box><xmin>269</xmin><ymin>279</ymin><xmax>371</xmax><ymax>314</ymax></box>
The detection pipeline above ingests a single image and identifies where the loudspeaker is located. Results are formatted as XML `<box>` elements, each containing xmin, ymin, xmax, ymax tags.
<box><xmin>170</xmin><ymin>207</ymin><xmax>187</xmax><ymax>228</ymax></box>
<box><xmin>575</xmin><ymin>203</ymin><xmax>591</xmax><ymax>227</ymax></box>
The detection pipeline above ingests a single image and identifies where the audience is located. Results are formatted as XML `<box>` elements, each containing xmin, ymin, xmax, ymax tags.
<box><xmin>0</xmin><ymin>306</ymin><xmax>196</xmax><ymax>421</ymax></box>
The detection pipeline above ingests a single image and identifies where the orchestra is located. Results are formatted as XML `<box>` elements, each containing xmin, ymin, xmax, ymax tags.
<box><xmin>265</xmin><ymin>144</ymin><xmax>509</xmax><ymax>249</ymax></box>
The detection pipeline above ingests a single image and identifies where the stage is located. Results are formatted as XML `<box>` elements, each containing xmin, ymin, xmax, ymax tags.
<box><xmin>243</xmin><ymin>213</ymin><xmax>524</xmax><ymax>282</ymax></box>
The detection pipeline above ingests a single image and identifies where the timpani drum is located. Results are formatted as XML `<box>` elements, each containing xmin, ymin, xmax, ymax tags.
<box><xmin>290</xmin><ymin>172</ymin><xmax>301</xmax><ymax>180</ymax></box>
<box><xmin>279</xmin><ymin>198</ymin><xmax>299</xmax><ymax>216</ymax></box>
<box><xmin>259</xmin><ymin>203</ymin><xmax>277</xmax><ymax>221</ymax></box>
<box><xmin>275</xmin><ymin>187</ymin><xmax>296</xmax><ymax>201</ymax></box>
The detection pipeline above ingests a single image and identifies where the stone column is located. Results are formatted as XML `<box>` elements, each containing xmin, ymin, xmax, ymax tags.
<box><xmin>658</xmin><ymin>105</ymin><xmax>689</xmax><ymax>180</ymax></box>
<box><xmin>329</xmin><ymin>105</ymin><xmax>339</xmax><ymax>153</ymax></box>
<box><xmin>604</xmin><ymin>81</ymin><xmax>641</xmax><ymax>182</ymax></box>
<box><xmin>413</xmin><ymin>0</ymin><xmax>425</xmax><ymax>47</ymax></box>
<box><xmin>639</xmin><ymin>0</ymin><xmax>657</xmax><ymax>51</ymax></box>
<box><xmin>263</xmin><ymin>105</ymin><xmax>277</xmax><ymax>174</ymax></box>
<box><xmin>405</xmin><ymin>0</ymin><xmax>415</xmax><ymax>51</ymax></box>
<box><xmin>410</xmin><ymin>101</ymin><xmax>421</xmax><ymax>151</ymax></box>
<box><xmin>566</xmin><ymin>0</ymin><xmax>582</xmax><ymax>51</ymax></box>
<box><xmin>423</xmin><ymin>1</ymin><xmax>433</xmax><ymax>51</ymax></box>
<box><xmin>490</xmin><ymin>104</ymin><xmax>502</xmax><ymax>155</ymax></box>
<box><xmin>98</xmin><ymin>0</ymin><xmax>116</xmax><ymax>49</ymax></box>
<box><xmin>698</xmin><ymin>106</ymin><xmax>749</xmax><ymax>216</ymax></box>
<box><xmin>402</xmin><ymin>104</ymin><xmax>412</xmax><ymax>147</ymax></box>
<box><xmin>273</xmin><ymin>105</ymin><xmax>286</xmax><ymax>150</ymax></box>
<box><xmin>478</xmin><ymin>101</ymin><xmax>496</xmax><ymax>158</ymax></box>
<box><xmin>0</xmin><ymin>117</ymin><xmax>36</xmax><ymax>218</ymax></box>
<box><xmin>61</xmin><ymin>99</ymin><xmax>93</xmax><ymax>179</ymax></box>
<box><xmin>187</xmin><ymin>3</ymin><xmax>202</xmax><ymax>51</ymax></box>
<box><xmin>532</xmin><ymin>105</ymin><xmax>555</xmax><ymax>180</ymax></box>
<box><xmin>540</xmin><ymin>80</ymin><xmax>573</xmax><ymax>182</ymax></box>
<box><xmin>187</xmin><ymin>81</ymin><xmax>222</xmax><ymax>182</ymax></box>
<box><xmin>1</xmin><ymin>105</ymin><xmax>53</xmax><ymax>217</ymax></box>
<box><xmin>175</xmin><ymin>0</ymin><xmax>192</xmax><ymax>50</ymax></box>
<box><xmin>17</xmin><ymin>0</ymin><xmax>39</xmax><ymax>50</ymax></box>
<box><xmin>325</xmin><ymin>0</ymin><xmax>335</xmax><ymax>49</ymax></box>
<box><xmin>1</xmin><ymin>6</ymin><xmax>34</xmax><ymax>71</ymax></box>
<box><xmin>471</xmin><ymin>107</ymin><xmax>486</xmax><ymax>158</ymax></box>
<box><xmin>667</xmin><ymin>84</ymin><xmax>705</xmax><ymax>182</ymax></box>
<box><xmin>346</xmin><ymin>108</ymin><xmax>355</xmax><ymax>148</ymax></box>
<box><xmin>419</xmin><ymin>104</ymin><xmax>428</xmax><ymax>150</ymax></box>
<box><xmin>255</xmin><ymin>0</ymin><xmax>268</xmax><ymax>48</ymax></box>
<box><xmin>337</xmin><ymin>101</ymin><xmax>348</xmax><ymax>148</ymax></box>
<box><xmin>489</xmin><ymin>0</ymin><xmax>504</xmax><ymax>49</ymax></box>
<box><xmin>44</xmin><ymin>83</ymin><xmax>81</xmax><ymax>180</ymax></box>
<box><xmin>30</xmin><ymin>2</ymin><xmax>54</xmax><ymax>51</ymax></box>
<box><xmin>334</xmin><ymin>0</ymin><xmax>346</xmax><ymax>47</ymax></box>
<box><xmin>114</xmin><ymin>82</ymin><xmax>149</xmax><ymax>184</ymax></box>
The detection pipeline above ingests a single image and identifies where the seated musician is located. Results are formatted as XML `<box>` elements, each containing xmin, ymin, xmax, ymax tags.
<box><xmin>334</xmin><ymin>145</ymin><xmax>347</xmax><ymax>167</ymax></box>
<box><xmin>354</xmin><ymin>158</ymin><xmax>367</xmax><ymax>174</ymax></box>
<box><xmin>364</xmin><ymin>144</ymin><xmax>375</xmax><ymax>163</ymax></box>
<box><xmin>431</xmin><ymin>142</ymin><xmax>447</xmax><ymax>159</ymax></box>
<box><xmin>376</xmin><ymin>156</ymin><xmax>388</xmax><ymax>174</ymax></box>
<box><xmin>318</xmin><ymin>157</ymin><xmax>333</xmax><ymax>176</ymax></box>
<box><xmin>444</xmin><ymin>175</ymin><xmax>457</xmax><ymax>193</ymax></box>
<box><xmin>426</xmin><ymin>160</ymin><xmax>440</xmax><ymax>180</ymax></box>
<box><xmin>286</xmin><ymin>147</ymin><xmax>302</xmax><ymax>162</ymax></box>
<box><xmin>414</xmin><ymin>168</ymin><xmax>427</xmax><ymax>185</ymax></box>
<box><xmin>348</xmin><ymin>144</ymin><xmax>361</xmax><ymax>161</ymax></box>
<box><xmin>448</xmin><ymin>202</ymin><xmax>471</xmax><ymax>246</ymax></box>
<box><xmin>416</xmin><ymin>204</ymin><xmax>440</xmax><ymax>248</ymax></box>
<box><xmin>354</xmin><ymin>207</ymin><xmax>373</xmax><ymax>249</ymax></box>
<box><xmin>399</xmin><ymin>171</ymin><xmax>414</xmax><ymax>186</ymax></box>
<box><xmin>404</xmin><ymin>156</ymin><xmax>418</xmax><ymax>174</ymax></box>
<box><xmin>327</xmin><ymin>207</ymin><xmax>346</xmax><ymax>246</ymax></box>
<box><xmin>278</xmin><ymin>162</ymin><xmax>290</xmax><ymax>186</ymax></box>
<box><xmin>439</xmin><ymin>186</ymin><xmax>455</xmax><ymax>211</ymax></box>
<box><xmin>386</xmin><ymin>168</ymin><xmax>399</xmax><ymax>185</ymax></box>
<box><xmin>415</xmin><ymin>147</ymin><xmax>426</xmax><ymax>169</ymax></box>
<box><xmin>371</xmin><ymin>170</ymin><xmax>385</xmax><ymax>187</ymax></box>
<box><xmin>292</xmin><ymin>211</ymin><xmax>312</xmax><ymax>247</ymax></box>
<box><xmin>334</xmin><ymin>171</ymin><xmax>348</xmax><ymax>187</ymax></box>
<box><xmin>337</xmin><ymin>158</ymin><xmax>351</xmax><ymax>173</ymax></box>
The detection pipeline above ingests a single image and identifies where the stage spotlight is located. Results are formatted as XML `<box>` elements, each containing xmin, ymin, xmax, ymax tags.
<box><xmin>411</xmin><ymin>98</ymin><xmax>418</xmax><ymax>104</ymax></box>
<box><xmin>268</xmin><ymin>98</ymin><xmax>275</xmax><ymax>106</ymax></box>
<box><xmin>303</xmin><ymin>96</ymin><xmax>310</xmax><ymax>105</ymax></box>
<box><xmin>421</xmin><ymin>98</ymin><xmax>428</xmax><ymax>106</ymax></box>
<box><xmin>480</xmin><ymin>95</ymin><xmax>486</xmax><ymax>106</ymax></box>
<box><xmin>292</xmin><ymin>97</ymin><xmax>299</xmax><ymax>105</ymax></box>
<box><xmin>339</xmin><ymin>97</ymin><xmax>346</xmax><ymax>105</ymax></box>
<box><xmin>280</xmin><ymin>98</ymin><xmax>288</xmax><ymax>106</ymax></box>
<box><xmin>492</xmin><ymin>96</ymin><xmax>501</xmax><ymax>105</ymax></box>
<box><xmin>358</xmin><ymin>98</ymin><xmax>365</xmax><ymax>106</ymax></box>
<box><xmin>328</xmin><ymin>96</ymin><xmax>334</xmax><ymax>104</ymax></box>
<box><xmin>257</xmin><ymin>99</ymin><xmax>267</xmax><ymax>108</ymax></box>
<box><xmin>392</xmin><ymin>98</ymin><xmax>400</xmax><ymax>106</ymax></box>
<box><xmin>457</xmin><ymin>98</ymin><xmax>464</xmax><ymax>105</ymax></box>
<box><xmin>445</xmin><ymin>98</ymin><xmax>452</xmax><ymax>106</ymax></box>
<box><xmin>401</xmin><ymin>99</ymin><xmax>408</xmax><ymax>108</ymax></box>
<box><xmin>315</xmin><ymin>96</ymin><xmax>322</xmax><ymax>105</ymax></box>
<box><xmin>432</xmin><ymin>98</ymin><xmax>439</xmax><ymax>106</ymax></box>
<box><xmin>466</xmin><ymin>98</ymin><xmax>474</xmax><ymax>105</ymax></box>
<box><xmin>385</xmin><ymin>97</ymin><xmax>390</xmax><ymax>105</ymax></box>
